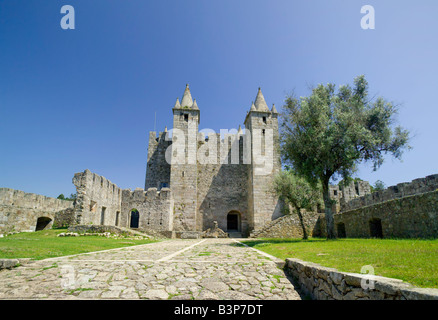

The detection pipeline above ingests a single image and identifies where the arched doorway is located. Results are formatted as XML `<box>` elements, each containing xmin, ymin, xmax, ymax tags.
<box><xmin>227</xmin><ymin>211</ymin><xmax>240</xmax><ymax>232</ymax></box>
<box><xmin>130</xmin><ymin>209</ymin><xmax>140</xmax><ymax>229</ymax></box>
<box><xmin>35</xmin><ymin>217</ymin><xmax>52</xmax><ymax>231</ymax></box>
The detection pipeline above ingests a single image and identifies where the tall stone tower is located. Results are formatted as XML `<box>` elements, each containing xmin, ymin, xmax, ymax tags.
<box><xmin>169</xmin><ymin>85</ymin><xmax>201</xmax><ymax>231</ymax></box>
<box><xmin>244</xmin><ymin>88</ymin><xmax>282</xmax><ymax>231</ymax></box>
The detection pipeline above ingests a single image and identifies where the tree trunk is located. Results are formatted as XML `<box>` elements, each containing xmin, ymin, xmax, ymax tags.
<box><xmin>296</xmin><ymin>207</ymin><xmax>308</xmax><ymax>240</ymax></box>
<box><xmin>322</xmin><ymin>182</ymin><xmax>336</xmax><ymax>239</ymax></box>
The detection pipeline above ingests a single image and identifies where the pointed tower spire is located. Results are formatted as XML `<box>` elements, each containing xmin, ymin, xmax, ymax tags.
<box><xmin>250</xmin><ymin>101</ymin><xmax>256</xmax><ymax>111</ymax></box>
<box><xmin>180</xmin><ymin>84</ymin><xmax>193</xmax><ymax>108</ymax></box>
<box><xmin>271</xmin><ymin>103</ymin><xmax>278</xmax><ymax>113</ymax></box>
<box><xmin>174</xmin><ymin>98</ymin><xmax>181</xmax><ymax>109</ymax></box>
<box><xmin>254</xmin><ymin>87</ymin><xmax>269</xmax><ymax>112</ymax></box>
<box><xmin>192</xmin><ymin>99</ymin><xmax>199</xmax><ymax>109</ymax></box>
<box><xmin>238</xmin><ymin>125</ymin><xmax>243</xmax><ymax>135</ymax></box>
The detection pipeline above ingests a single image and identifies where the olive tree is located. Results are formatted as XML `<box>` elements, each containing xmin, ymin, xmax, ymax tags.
<box><xmin>273</xmin><ymin>169</ymin><xmax>322</xmax><ymax>239</ymax></box>
<box><xmin>280</xmin><ymin>75</ymin><xmax>410</xmax><ymax>239</ymax></box>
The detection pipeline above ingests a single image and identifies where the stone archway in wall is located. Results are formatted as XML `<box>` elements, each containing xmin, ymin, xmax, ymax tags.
<box><xmin>130</xmin><ymin>209</ymin><xmax>140</xmax><ymax>229</ymax></box>
<box><xmin>35</xmin><ymin>217</ymin><xmax>52</xmax><ymax>231</ymax></box>
<box><xmin>227</xmin><ymin>211</ymin><xmax>241</xmax><ymax>232</ymax></box>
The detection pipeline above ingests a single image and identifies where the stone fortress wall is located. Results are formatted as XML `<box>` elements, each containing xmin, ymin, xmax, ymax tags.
<box><xmin>121</xmin><ymin>187</ymin><xmax>173</xmax><ymax>232</ymax></box>
<box><xmin>340</xmin><ymin>174</ymin><xmax>438</xmax><ymax>212</ymax></box>
<box><xmin>72</xmin><ymin>169</ymin><xmax>123</xmax><ymax>227</ymax></box>
<box><xmin>333</xmin><ymin>174</ymin><xmax>438</xmax><ymax>239</ymax></box>
<box><xmin>0</xmin><ymin>188</ymin><xmax>74</xmax><ymax>233</ymax></box>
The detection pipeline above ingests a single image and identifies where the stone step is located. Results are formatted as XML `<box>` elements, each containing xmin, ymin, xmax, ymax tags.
<box><xmin>227</xmin><ymin>232</ymin><xmax>243</xmax><ymax>238</ymax></box>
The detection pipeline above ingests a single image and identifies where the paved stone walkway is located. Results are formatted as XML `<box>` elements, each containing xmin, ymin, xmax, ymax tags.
<box><xmin>0</xmin><ymin>238</ymin><xmax>302</xmax><ymax>300</ymax></box>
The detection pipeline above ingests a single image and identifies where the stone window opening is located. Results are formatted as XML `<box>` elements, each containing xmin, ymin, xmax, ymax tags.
<box><xmin>263</xmin><ymin>116</ymin><xmax>267</xmax><ymax>124</ymax></box>
<box><xmin>184</xmin><ymin>114</ymin><xmax>189</xmax><ymax>122</ymax></box>
<box><xmin>90</xmin><ymin>201</ymin><xmax>97</xmax><ymax>212</ymax></box>
<box><xmin>100</xmin><ymin>207</ymin><xmax>106</xmax><ymax>225</ymax></box>
<box><xmin>115</xmin><ymin>211</ymin><xmax>120</xmax><ymax>226</ymax></box>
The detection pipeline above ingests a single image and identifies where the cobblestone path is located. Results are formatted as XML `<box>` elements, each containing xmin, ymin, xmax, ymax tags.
<box><xmin>0</xmin><ymin>238</ymin><xmax>302</xmax><ymax>300</ymax></box>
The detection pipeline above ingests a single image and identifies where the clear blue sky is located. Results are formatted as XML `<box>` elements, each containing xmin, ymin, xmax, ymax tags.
<box><xmin>1</xmin><ymin>0</ymin><xmax>437</xmax><ymax>198</ymax></box>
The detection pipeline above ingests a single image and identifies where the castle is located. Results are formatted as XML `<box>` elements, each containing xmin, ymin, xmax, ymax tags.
<box><xmin>1</xmin><ymin>85</ymin><xmax>437</xmax><ymax>240</ymax></box>
<box><xmin>0</xmin><ymin>85</ymin><xmax>285</xmax><ymax>238</ymax></box>
<box><xmin>143</xmin><ymin>84</ymin><xmax>283</xmax><ymax>237</ymax></box>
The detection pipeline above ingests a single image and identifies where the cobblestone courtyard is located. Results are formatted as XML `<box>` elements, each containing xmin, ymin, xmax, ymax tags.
<box><xmin>0</xmin><ymin>238</ymin><xmax>302</xmax><ymax>300</ymax></box>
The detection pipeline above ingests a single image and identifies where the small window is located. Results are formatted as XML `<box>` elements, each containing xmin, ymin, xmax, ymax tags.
<box><xmin>262</xmin><ymin>129</ymin><xmax>265</xmax><ymax>135</ymax></box>
<box><xmin>333</xmin><ymin>190</ymin><xmax>338</xmax><ymax>196</ymax></box>
<box><xmin>263</xmin><ymin>116</ymin><xmax>267</xmax><ymax>124</ymax></box>
<box><xmin>184</xmin><ymin>114</ymin><xmax>189</xmax><ymax>122</ymax></box>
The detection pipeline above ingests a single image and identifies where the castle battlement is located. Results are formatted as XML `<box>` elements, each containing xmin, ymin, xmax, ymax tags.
<box><xmin>341</xmin><ymin>174</ymin><xmax>438</xmax><ymax>212</ymax></box>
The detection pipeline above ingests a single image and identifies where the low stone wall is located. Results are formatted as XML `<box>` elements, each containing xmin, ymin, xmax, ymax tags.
<box><xmin>250</xmin><ymin>211</ymin><xmax>321</xmax><ymax>238</ymax></box>
<box><xmin>68</xmin><ymin>224</ymin><xmax>152</xmax><ymax>238</ymax></box>
<box><xmin>0</xmin><ymin>258</ymin><xmax>33</xmax><ymax>271</ymax></box>
<box><xmin>285</xmin><ymin>258</ymin><xmax>438</xmax><ymax>300</ymax></box>
<box><xmin>0</xmin><ymin>188</ymin><xmax>74</xmax><ymax>233</ymax></box>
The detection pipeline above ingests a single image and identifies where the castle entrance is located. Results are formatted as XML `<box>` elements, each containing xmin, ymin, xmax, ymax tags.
<box><xmin>227</xmin><ymin>211</ymin><xmax>240</xmax><ymax>232</ymax></box>
<box><xmin>130</xmin><ymin>209</ymin><xmax>139</xmax><ymax>229</ymax></box>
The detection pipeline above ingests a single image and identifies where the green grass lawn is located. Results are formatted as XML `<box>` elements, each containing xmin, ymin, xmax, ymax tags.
<box><xmin>0</xmin><ymin>228</ymin><xmax>156</xmax><ymax>260</ymax></box>
<box><xmin>243</xmin><ymin>238</ymin><xmax>438</xmax><ymax>289</ymax></box>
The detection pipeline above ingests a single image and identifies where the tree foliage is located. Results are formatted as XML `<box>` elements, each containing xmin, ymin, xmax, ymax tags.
<box><xmin>280</xmin><ymin>75</ymin><xmax>410</xmax><ymax>238</ymax></box>
<box><xmin>273</xmin><ymin>169</ymin><xmax>322</xmax><ymax>239</ymax></box>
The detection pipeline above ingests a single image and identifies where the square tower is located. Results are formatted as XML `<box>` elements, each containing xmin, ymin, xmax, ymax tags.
<box><xmin>169</xmin><ymin>85</ymin><xmax>201</xmax><ymax>231</ymax></box>
<box><xmin>244</xmin><ymin>88</ymin><xmax>283</xmax><ymax>231</ymax></box>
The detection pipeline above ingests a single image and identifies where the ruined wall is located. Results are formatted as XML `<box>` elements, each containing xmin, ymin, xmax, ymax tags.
<box><xmin>0</xmin><ymin>188</ymin><xmax>74</xmax><ymax>233</ymax></box>
<box><xmin>72</xmin><ymin>170</ymin><xmax>123</xmax><ymax>227</ymax></box>
<box><xmin>250</xmin><ymin>210</ymin><xmax>321</xmax><ymax>238</ymax></box>
<box><xmin>121</xmin><ymin>187</ymin><xmax>173</xmax><ymax>231</ymax></box>
<box><xmin>145</xmin><ymin>131</ymin><xmax>171</xmax><ymax>190</ymax></box>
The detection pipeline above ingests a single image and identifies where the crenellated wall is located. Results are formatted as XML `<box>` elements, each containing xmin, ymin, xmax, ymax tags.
<box><xmin>341</xmin><ymin>174</ymin><xmax>438</xmax><ymax>212</ymax></box>
<box><xmin>72</xmin><ymin>169</ymin><xmax>123</xmax><ymax>226</ymax></box>
<box><xmin>121</xmin><ymin>187</ymin><xmax>173</xmax><ymax>232</ymax></box>
<box><xmin>0</xmin><ymin>188</ymin><xmax>74</xmax><ymax>233</ymax></box>
<box><xmin>332</xmin><ymin>174</ymin><xmax>438</xmax><ymax>239</ymax></box>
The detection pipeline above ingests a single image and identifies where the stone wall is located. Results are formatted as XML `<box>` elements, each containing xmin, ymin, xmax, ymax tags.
<box><xmin>285</xmin><ymin>258</ymin><xmax>438</xmax><ymax>300</ymax></box>
<box><xmin>197</xmin><ymin>134</ymin><xmax>251</xmax><ymax>236</ymax></box>
<box><xmin>121</xmin><ymin>187</ymin><xmax>173</xmax><ymax>231</ymax></box>
<box><xmin>341</xmin><ymin>174</ymin><xmax>438</xmax><ymax>212</ymax></box>
<box><xmin>250</xmin><ymin>210</ymin><xmax>321</xmax><ymax>238</ymax></box>
<box><xmin>0</xmin><ymin>188</ymin><xmax>74</xmax><ymax>233</ymax></box>
<box><xmin>145</xmin><ymin>131</ymin><xmax>171</xmax><ymax>190</ymax></box>
<box><xmin>335</xmin><ymin>190</ymin><xmax>438</xmax><ymax>238</ymax></box>
<box><xmin>72</xmin><ymin>170</ymin><xmax>123</xmax><ymax>227</ymax></box>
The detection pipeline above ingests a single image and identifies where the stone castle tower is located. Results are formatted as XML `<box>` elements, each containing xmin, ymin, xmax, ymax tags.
<box><xmin>145</xmin><ymin>85</ymin><xmax>283</xmax><ymax>236</ymax></box>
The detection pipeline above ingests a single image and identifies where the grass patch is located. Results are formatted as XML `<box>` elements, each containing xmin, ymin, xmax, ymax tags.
<box><xmin>243</xmin><ymin>238</ymin><xmax>438</xmax><ymax>289</ymax></box>
<box><xmin>0</xmin><ymin>228</ymin><xmax>156</xmax><ymax>260</ymax></box>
